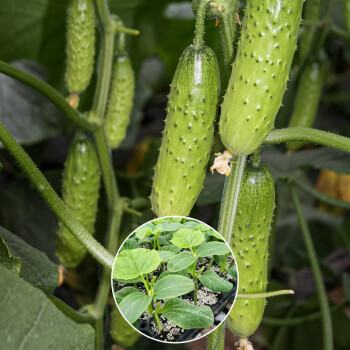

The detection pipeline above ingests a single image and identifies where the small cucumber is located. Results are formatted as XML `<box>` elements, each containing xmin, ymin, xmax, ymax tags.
<box><xmin>56</xmin><ymin>133</ymin><xmax>101</xmax><ymax>267</ymax></box>
<box><xmin>219</xmin><ymin>1</ymin><xmax>304</xmax><ymax>156</ymax></box>
<box><xmin>110</xmin><ymin>307</ymin><xmax>140</xmax><ymax>348</ymax></box>
<box><xmin>105</xmin><ymin>51</ymin><xmax>135</xmax><ymax>149</ymax></box>
<box><xmin>65</xmin><ymin>0</ymin><xmax>95</xmax><ymax>94</ymax></box>
<box><xmin>287</xmin><ymin>58</ymin><xmax>326</xmax><ymax>150</ymax></box>
<box><xmin>151</xmin><ymin>1</ymin><xmax>220</xmax><ymax>217</ymax></box>
<box><xmin>226</xmin><ymin>160</ymin><xmax>275</xmax><ymax>338</ymax></box>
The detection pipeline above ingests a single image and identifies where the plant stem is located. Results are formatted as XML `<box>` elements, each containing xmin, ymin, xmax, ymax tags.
<box><xmin>264</xmin><ymin>127</ymin><xmax>350</xmax><ymax>153</ymax></box>
<box><xmin>0</xmin><ymin>121</ymin><xmax>114</xmax><ymax>269</ymax></box>
<box><xmin>219</xmin><ymin>10</ymin><xmax>236</xmax><ymax>73</ymax></box>
<box><xmin>194</xmin><ymin>277</ymin><xmax>199</xmax><ymax>305</ymax></box>
<box><xmin>218</xmin><ymin>156</ymin><xmax>247</xmax><ymax>243</ymax></box>
<box><xmin>0</xmin><ymin>60</ymin><xmax>95</xmax><ymax>131</ymax></box>
<box><xmin>48</xmin><ymin>295</ymin><xmax>95</xmax><ymax>323</ymax></box>
<box><xmin>193</xmin><ymin>0</ymin><xmax>211</xmax><ymax>49</ymax></box>
<box><xmin>154</xmin><ymin>312</ymin><xmax>163</xmax><ymax>332</ymax></box>
<box><xmin>250</xmin><ymin>147</ymin><xmax>261</xmax><ymax>168</ymax></box>
<box><xmin>292</xmin><ymin>176</ymin><xmax>350</xmax><ymax>210</ymax></box>
<box><xmin>207</xmin><ymin>256</ymin><xmax>214</xmax><ymax>269</ymax></box>
<box><xmin>207</xmin><ymin>319</ymin><xmax>225</xmax><ymax>350</ymax></box>
<box><xmin>289</xmin><ymin>184</ymin><xmax>333</xmax><ymax>350</ymax></box>
<box><xmin>262</xmin><ymin>302</ymin><xmax>345</xmax><ymax>326</ymax></box>
<box><xmin>141</xmin><ymin>274</ymin><xmax>150</xmax><ymax>295</ymax></box>
<box><xmin>236</xmin><ymin>289</ymin><xmax>294</xmax><ymax>299</ymax></box>
<box><xmin>94</xmin><ymin>317</ymin><xmax>103</xmax><ymax>350</ymax></box>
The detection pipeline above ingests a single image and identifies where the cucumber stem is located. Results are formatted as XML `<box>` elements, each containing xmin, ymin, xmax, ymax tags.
<box><xmin>250</xmin><ymin>147</ymin><xmax>261</xmax><ymax>168</ymax></box>
<box><xmin>194</xmin><ymin>277</ymin><xmax>199</xmax><ymax>305</ymax></box>
<box><xmin>117</xmin><ymin>32</ymin><xmax>126</xmax><ymax>52</ymax></box>
<box><xmin>154</xmin><ymin>312</ymin><xmax>163</xmax><ymax>332</ymax></box>
<box><xmin>193</xmin><ymin>0</ymin><xmax>212</xmax><ymax>50</ymax></box>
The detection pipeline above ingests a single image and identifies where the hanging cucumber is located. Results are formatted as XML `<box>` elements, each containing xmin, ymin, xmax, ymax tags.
<box><xmin>56</xmin><ymin>133</ymin><xmax>101</xmax><ymax>268</ymax></box>
<box><xmin>219</xmin><ymin>1</ymin><xmax>304</xmax><ymax>156</ymax></box>
<box><xmin>65</xmin><ymin>0</ymin><xmax>96</xmax><ymax>95</ymax></box>
<box><xmin>110</xmin><ymin>307</ymin><xmax>140</xmax><ymax>348</ymax></box>
<box><xmin>226</xmin><ymin>157</ymin><xmax>275</xmax><ymax>346</ymax></box>
<box><xmin>105</xmin><ymin>33</ymin><xmax>135</xmax><ymax>149</ymax></box>
<box><xmin>151</xmin><ymin>0</ymin><xmax>220</xmax><ymax>217</ymax></box>
<box><xmin>287</xmin><ymin>57</ymin><xmax>327</xmax><ymax>150</ymax></box>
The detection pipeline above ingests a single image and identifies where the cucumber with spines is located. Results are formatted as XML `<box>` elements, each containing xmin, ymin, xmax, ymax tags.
<box><xmin>105</xmin><ymin>39</ymin><xmax>135</xmax><ymax>149</ymax></box>
<box><xmin>151</xmin><ymin>0</ymin><xmax>220</xmax><ymax>217</ymax></box>
<box><xmin>65</xmin><ymin>0</ymin><xmax>96</xmax><ymax>95</ymax></box>
<box><xmin>56</xmin><ymin>133</ymin><xmax>101</xmax><ymax>268</ymax></box>
<box><xmin>219</xmin><ymin>1</ymin><xmax>304</xmax><ymax>156</ymax></box>
<box><xmin>225</xmin><ymin>159</ymin><xmax>275</xmax><ymax>339</ymax></box>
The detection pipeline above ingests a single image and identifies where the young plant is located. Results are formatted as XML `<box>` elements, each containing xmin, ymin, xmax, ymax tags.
<box><xmin>167</xmin><ymin>229</ymin><xmax>234</xmax><ymax>304</ymax></box>
<box><xmin>113</xmin><ymin>248</ymin><xmax>214</xmax><ymax>332</ymax></box>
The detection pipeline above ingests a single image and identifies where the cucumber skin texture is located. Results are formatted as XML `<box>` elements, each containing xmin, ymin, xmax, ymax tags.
<box><xmin>226</xmin><ymin>162</ymin><xmax>275</xmax><ymax>338</ymax></box>
<box><xmin>151</xmin><ymin>46</ymin><xmax>220</xmax><ymax>217</ymax></box>
<box><xmin>299</xmin><ymin>0</ymin><xmax>322</xmax><ymax>59</ymax></box>
<box><xmin>56</xmin><ymin>134</ymin><xmax>101</xmax><ymax>268</ymax></box>
<box><xmin>65</xmin><ymin>0</ymin><xmax>95</xmax><ymax>94</ymax></box>
<box><xmin>219</xmin><ymin>1</ymin><xmax>304</xmax><ymax>156</ymax></box>
<box><xmin>287</xmin><ymin>60</ymin><xmax>326</xmax><ymax>150</ymax></box>
<box><xmin>105</xmin><ymin>53</ymin><xmax>135</xmax><ymax>149</ymax></box>
<box><xmin>110</xmin><ymin>307</ymin><xmax>140</xmax><ymax>347</ymax></box>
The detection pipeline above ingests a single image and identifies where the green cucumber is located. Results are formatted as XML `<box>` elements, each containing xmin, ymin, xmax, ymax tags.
<box><xmin>105</xmin><ymin>50</ymin><xmax>135</xmax><ymax>149</ymax></box>
<box><xmin>151</xmin><ymin>0</ymin><xmax>220</xmax><ymax>217</ymax></box>
<box><xmin>343</xmin><ymin>0</ymin><xmax>350</xmax><ymax>32</ymax></box>
<box><xmin>219</xmin><ymin>1</ymin><xmax>304</xmax><ymax>156</ymax></box>
<box><xmin>226</xmin><ymin>159</ymin><xmax>275</xmax><ymax>338</ymax></box>
<box><xmin>56</xmin><ymin>133</ymin><xmax>101</xmax><ymax>267</ymax></box>
<box><xmin>110</xmin><ymin>307</ymin><xmax>140</xmax><ymax>347</ymax></box>
<box><xmin>65</xmin><ymin>0</ymin><xmax>96</xmax><ymax>94</ymax></box>
<box><xmin>287</xmin><ymin>57</ymin><xmax>327</xmax><ymax>150</ymax></box>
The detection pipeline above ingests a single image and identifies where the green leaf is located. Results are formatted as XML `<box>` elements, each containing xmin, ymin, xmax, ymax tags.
<box><xmin>195</xmin><ymin>223</ymin><xmax>211</xmax><ymax>232</ymax></box>
<box><xmin>0</xmin><ymin>227</ymin><xmax>59</xmax><ymax>294</ymax></box>
<box><xmin>135</xmin><ymin>225</ymin><xmax>153</xmax><ymax>239</ymax></box>
<box><xmin>157</xmin><ymin>250</ymin><xmax>175</xmax><ymax>262</ymax></box>
<box><xmin>167</xmin><ymin>252</ymin><xmax>197</xmax><ymax>272</ymax></box>
<box><xmin>115</xmin><ymin>276</ymin><xmax>143</xmax><ymax>284</ymax></box>
<box><xmin>197</xmin><ymin>242</ymin><xmax>231</xmax><ymax>258</ymax></box>
<box><xmin>114</xmin><ymin>248</ymin><xmax>161</xmax><ymax>280</ymax></box>
<box><xmin>205</xmin><ymin>230</ymin><xmax>224</xmax><ymax>241</ymax></box>
<box><xmin>170</xmin><ymin>229</ymin><xmax>205</xmax><ymax>249</ymax></box>
<box><xmin>154</xmin><ymin>275</ymin><xmax>194</xmax><ymax>299</ymax></box>
<box><xmin>161</xmin><ymin>222</ymin><xmax>184</xmax><ymax>232</ymax></box>
<box><xmin>123</xmin><ymin>238</ymin><xmax>140</xmax><ymax>250</ymax></box>
<box><xmin>228</xmin><ymin>266</ymin><xmax>237</xmax><ymax>279</ymax></box>
<box><xmin>0</xmin><ymin>233</ymin><xmax>21</xmax><ymax>275</ymax></box>
<box><xmin>114</xmin><ymin>287</ymin><xmax>139</xmax><ymax>304</ymax></box>
<box><xmin>0</xmin><ymin>264</ymin><xmax>94</xmax><ymax>349</ymax></box>
<box><xmin>161</xmin><ymin>245</ymin><xmax>181</xmax><ymax>254</ymax></box>
<box><xmin>182</xmin><ymin>221</ymin><xmax>199</xmax><ymax>229</ymax></box>
<box><xmin>161</xmin><ymin>298</ymin><xmax>214</xmax><ymax>329</ymax></box>
<box><xmin>198</xmin><ymin>270</ymin><xmax>233</xmax><ymax>292</ymax></box>
<box><xmin>158</xmin><ymin>269</ymin><xmax>189</xmax><ymax>280</ymax></box>
<box><xmin>119</xmin><ymin>291</ymin><xmax>152</xmax><ymax>324</ymax></box>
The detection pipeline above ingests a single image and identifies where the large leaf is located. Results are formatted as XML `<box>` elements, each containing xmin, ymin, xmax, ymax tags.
<box><xmin>113</xmin><ymin>248</ymin><xmax>161</xmax><ymax>280</ymax></box>
<box><xmin>161</xmin><ymin>298</ymin><xmax>214</xmax><ymax>329</ymax></box>
<box><xmin>0</xmin><ymin>61</ymin><xmax>65</xmax><ymax>146</ymax></box>
<box><xmin>0</xmin><ymin>264</ymin><xmax>94</xmax><ymax>350</ymax></box>
<box><xmin>198</xmin><ymin>270</ymin><xmax>233</xmax><ymax>292</ymax></box>
<box><xmin>153</xmin><ymin>275</ymin><xmax>194</xmax><ymax>299</ymax></box>
<box><xmin>197</xmin><ymin>242</ymin><xmax>231</xmax><ymax>258</ymax></box>
<box><xmin>170</xmin><ymin>229</ymin><xmax>205</xmax><ymax>248</ymax></box>
<box><xmin>0</xmin><ymin>226</ymin><xmax>59</xmax><ymax>294</ymax></box>
<box><xmin>0</xmin><ymin>233</ymin><xmax>21</xmax><ymax>275</ymax></box>
<box><xmin>119</xmin><ymin>291</ymin><xmax>152</xmax><ymax>324</ymax></box>
<box><xmin>167</xmin><ymin>251</ymin><xmax>196</xmax><ymax>272</ymax></box>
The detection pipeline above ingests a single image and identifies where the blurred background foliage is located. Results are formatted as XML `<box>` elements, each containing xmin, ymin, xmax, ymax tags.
<box><xmin>0</xmin><ymin>0</ymin><xmax>350</xmax><ymax>349</ymax></box>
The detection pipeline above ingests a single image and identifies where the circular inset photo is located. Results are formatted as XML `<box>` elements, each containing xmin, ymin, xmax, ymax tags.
<box><xmin>111</xmin><ymin>216</ymin><xmax>238</xmax><ymax>343</ymax></box>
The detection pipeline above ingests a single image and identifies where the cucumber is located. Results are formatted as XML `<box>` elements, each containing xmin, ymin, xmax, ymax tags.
<box><xmin>105</xmin><ymin>50</ymin><xmax>135</xmax><ymax>149</ymax></box>
<box><xmin>65</xmin><ymin>0</ymin><xmax>96</xmax><ymax>94</ymax></box>
<box><xmin>226</xmin><ymin>160</ymin><xmax>275</xmax><ymax>338</ymax></box>
<box><xmin>151</xmin><ymin>0</ymin><xmax>220</xmax><ymax>217</ymax></box>
<box><xmin>56</xmin><ymin>133</ymin><xmax>101</xmax><ymax>268</ymax></box>
<box><xmin>219</xmin><ymin>1</ymin><xmax>304</xmax><ymax>156</ymax></box>
<box><xmin>110</xmin><ymin>307</ymin><xmax>140</xmax><ymax>348</ymax></box>
<box><xmin>287</xmin><ymin>58</ymin><xmax>326</xmax><ymax>150</ymax></box>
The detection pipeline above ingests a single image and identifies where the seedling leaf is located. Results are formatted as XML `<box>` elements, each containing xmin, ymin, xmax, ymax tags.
<box><xmin>157</xmin><ymin>250</ymin><xmax>175</xmax><ymax>262</ymax></box>
<box><xmin>114</xmin><ymin>248</ymin><xmax>161</xmax><ymax>280</ymax></box>
<box><xmin>170</xmin><ymin>229</ymin><xmax>205</xmax><ymax>248</ymax></box>
<box><xmin>228</xmin><ymin>265</ymin><xmax>237</xmax><ymax>279</ymax></box>
<box><xmin>161</xmin><ymin>222</ymin><xmax>184</xmax><ymax>232</ymax></box>
<box><xmin>161</xmin><ymin>298</ymin><xmax>214</xmax><ymax>329</ymax></box>
<box><xmin>198</xmin><ymin>270</ymin><xmax>233</xmax><ymax>292</ymax></box>
<box><xmin>153</xmin><ymin>275</ymin><xmax>194</xmax><ymax>299</ymax></box>
<box><xmin>197</xmin><ymin>242</ymin><xmax>231</xmax><ymax>257</ymax></box>
<box><xmin>168</xmin><ymin>252</ymin><xmax>196</xmax><ymax>272</ymax></box>
<box><xmin>119</xmin><ymin>291</ymin><xmax>152</xmax><ymax>324</ymax></box>
<box><xmin>158</xmin><ymin>269</ymin><xmax>189</xmax><ymax>280</ymax></box>
<box><xmin>115</xmin><ymin>286</ymin><xmax>139</xmax><ymax>304</ymax></box>
<box><xmin>135</xmin><ymin>226</ymin><xmax>153</xmax><ymax>240</ymax></box>
<box><xmin>161</xmin><ymin>245</ymin><xmax>181</xmax><ymax>254</ymax></box>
